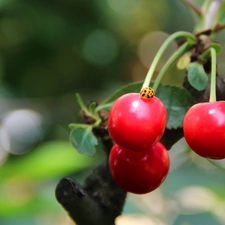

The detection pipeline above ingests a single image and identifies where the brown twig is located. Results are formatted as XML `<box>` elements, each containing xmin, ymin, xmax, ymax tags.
<box><xmin>214</xmin><ymin>22</ymin><xmax>225</xmax><ymax>33</ymax></box>
<box><xmin>184</xmin><ymin>0</ymin><xmax>202</xmax><ymax>16</ymax></box>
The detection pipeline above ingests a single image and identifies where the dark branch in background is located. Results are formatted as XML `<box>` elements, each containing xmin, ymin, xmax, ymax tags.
<box><xmin>54</xmin><ymin>108</ymin><xmax>189</xmax><ymax>225</ymax></box>
<box><xmin>55</xmin><ymin>124</ymin><xmax>127</xmax><ymax>225</ymax></box>
<box><xmin>160</xmin><ymin>128</ymin><xmax>184</xmax><ymax>150</ymax></box>
<box><xmin>55</xmin><ymin>107</ymin><xmax>185</xmax><ymax>225</ymax></box>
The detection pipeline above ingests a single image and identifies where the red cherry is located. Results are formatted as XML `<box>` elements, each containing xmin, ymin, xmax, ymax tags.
<box><xmin>109</xmin><ymin>142</ymin><xmax>170</xmax><ymax>194</ymax></box>
<box><xmin>183</xmin><ymin>101</ymin><xmax>225</xmax><ymax>159</ymax></box>
<box><xmin>108</xmin><ymin>92</ymin><xmax>167</xmax><ymax>151</ymax></box>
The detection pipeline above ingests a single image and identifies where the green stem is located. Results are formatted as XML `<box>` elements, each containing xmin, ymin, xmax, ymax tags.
<box><xmin>76</xmin><ymin>93</ymin><xmax>99</xmax><ymax>121</ymax></box>
<box><xmin>209</xmin><ymin>47</ymin><xmax>217</xmax><ymax>102</ymax></box>
<box><xmin>69</xmin><ymin>118</ymin><xmax>101</xmax><ymax>130</ymax></box>
<box><xmin>152</xmin><ymin>42</ymin><xmax>192</xmax><ymax>92</ymax></box>
<box><xmin>76</xmin><ymin>93</ymin><xmax>90</xmax><ymax>114</ymax></box>
<box><xmin>141</xmin><ymin>31</ymin><xmax>197</xmax><ymax>90</ymax></box>
<box><xmin>69</xmin><ymin>123</ymin><xmax>89</xmax><ymax>129</ymax></box>
<box><xmin>95</xmin><ymin>103</ymin><xmax>113</xmax><ymax>112</ymax></box>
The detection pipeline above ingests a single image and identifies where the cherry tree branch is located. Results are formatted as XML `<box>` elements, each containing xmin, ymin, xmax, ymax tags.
<box><xmin>214</xmin><ymin>22</ymin><xmax>225</xmax><ymax>32</ymax></box>
<box><xmin>184</xmin><ymin>0</ymin><xmax>202</xmax><ymax>16</ymax></box>
<box><xmin>55</xmin><ymin>128</ymin><xmax>127</xmax><ymax>225</ymax></box>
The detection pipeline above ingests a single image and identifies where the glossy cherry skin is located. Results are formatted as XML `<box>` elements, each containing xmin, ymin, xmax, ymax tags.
<box><xmin>108</xmin><ymin>93</ymin><xmax>167</xmax><ymax>151</ymax></box>
<box><xmin>109</xmin><ymin>142</ymin><xmax>170</xmax><ymax>194</ymax></box>
<box><xmin>183</xmin><ymin>101</ymin><xmax>225</xmax><ymax>159</ymax></box>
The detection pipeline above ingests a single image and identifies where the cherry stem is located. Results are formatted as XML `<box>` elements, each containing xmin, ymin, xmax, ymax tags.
<box><xmin>141</xmin><ymin>31</ymin><xmax>196</xmax><ymax>90</ymax></box>
<box><xmin>209</xmin><ymin>47</ymin><xmax>217</xmax><ymax>102</ymax></box>
<box><xmin>152</xmin><ymin>42</ymin><xmax>191</xmax><ymax>92</ymax></box>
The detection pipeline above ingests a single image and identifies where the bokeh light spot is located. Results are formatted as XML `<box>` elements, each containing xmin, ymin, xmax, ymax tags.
<box><xmin>1</xmin><ymin>109</ymin><xmax>44</xmax><ymax>155</ymax></box>
<box><xmin>176</xmin><ymin>186</ymin><xmax>217</xmax><ymax>213</ymax></box>
<box><xmin>0</xmin><ymin>127</ymin><xmax>8</xmax><ymax>165</ymax></box>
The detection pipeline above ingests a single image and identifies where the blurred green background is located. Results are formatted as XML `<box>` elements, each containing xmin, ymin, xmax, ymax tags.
<box><xmin>1</xmin><ymin>0</ymin><xmax>225</xmax><ymax>224</ymax></box>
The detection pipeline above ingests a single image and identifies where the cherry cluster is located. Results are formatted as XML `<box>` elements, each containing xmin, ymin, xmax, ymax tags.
<box><xmin>108</xmin><ymin>87</ymin><xmax>170</xmax><ymax>194</ymax></box>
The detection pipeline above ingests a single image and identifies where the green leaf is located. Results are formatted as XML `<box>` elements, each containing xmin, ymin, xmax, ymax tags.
<box><xmin>177</xmin><ymin>52</ymin><xmax>191</xmax><ymax>70</ymax></box>
<box><xmin>70</xmin><ymin>127</ymin><xmax>98</xmax><ymax>156</ymax></box>
<box><xmin>0</xmin><ymin>141</ymin><xmax>95</xmax><ymax>181</ymax></box>
<box><xmin>68</xmin><ymin>123</ymin><xmax>89</xmax><ymax>129</ymax></box>
<box><xmin>201</xmin><ymin>43</ymin><xmax>222</xmax><ymax>61</ymax></box>
<box><xmin>201</xmin><ymin>48</ymin><xmax>210</xmax><ymax>60</ymax></box>
<box><xmin>187</xmin><ymin>36</ymin><xmax>197</xmax><ymax>45</ymax></box>
<box><xmin>76</xmin><ymin>93</ymin><xmax>89</xmax><ymax>114</ymax></box>
<box><xmin>187</xmin><ymin>62</ymin><xmax>208</xmax><ymax>91</ymax></box>
<box><xmin>210</xmin><ymin>42</ymin><xmax>223</xmax><ymax>56</ymax></box>
<box><xmin>157</xmin><ymin>85</ymin><xmax>195</xmax><ymax>129</ymax></box>
<box><xmin>99</xmin><ymin>81</ymin><xmax>142</xmax><ymax>106</ymax></box>
<box><xmin>95</xmin><ymin>102</ymin><xmax>113</xmax><ymax>111</ymax></box>
<box><xmin>89</xmin><ymin>101</ymin><xmax>97</xmax><ymax>114</ymax></box>
<box><xmin>76</xmin><ymin>93</ymin><xmax>99</xmax><ymax>121</ymax></box>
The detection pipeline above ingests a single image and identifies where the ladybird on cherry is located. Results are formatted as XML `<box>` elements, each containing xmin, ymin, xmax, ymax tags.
<box><xmin>140</xmin><ymin>87</ymin><xmax>155</xmax><ymax>99</ymax></box>
<box><xmin>108</xmin><ymin>88</ymin><xmax>167</xmax><ymax>151</ymax></box>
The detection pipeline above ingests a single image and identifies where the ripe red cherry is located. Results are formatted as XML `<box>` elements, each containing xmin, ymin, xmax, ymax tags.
<box><xmin>183</xmin><ymin>101</ymin><xmax>225</xmax><ymax>159</ymax></box>
<box><xmin>108</xmin><ymin>91</ymin><xmax>167</xmax><ymax>151</ymax></box>
<box><xmin>109</xmin><ymin>142</ymin><xmax>170</xmax><ymax>194</ymax></box>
